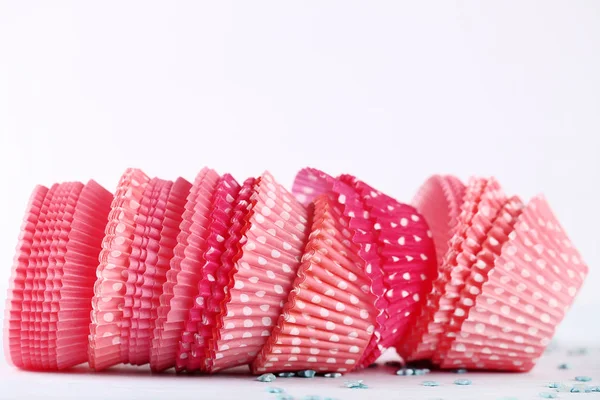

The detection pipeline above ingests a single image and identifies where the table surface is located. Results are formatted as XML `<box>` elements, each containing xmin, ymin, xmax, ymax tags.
<box><xmin>1</xmin><ymin>345</ymin><xmax>598</xmax><ymax>400</ymax></box>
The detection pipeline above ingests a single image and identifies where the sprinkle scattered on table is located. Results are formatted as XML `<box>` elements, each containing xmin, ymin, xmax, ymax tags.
<box><xmin>257</xmin><ymin>373</ymin><xmax>277</xmax><ymax>382</ymax></box>
<box><xmin>323</xmin><ymin>372</ymin><xmax>342</xmax><ymax>378</ymax></box>
<box><xmin>539</xmin><ymin>392</ymin><xmax>558</xmax><ymax>399</ymax></box>
<box><xmin>296</xmin><ymin>370</ymin><xmax>316</xmax><ymax>378</ymax></box>
<box><xmin>575</xmin><ymin>376</ymin><xmax>592</xmax><ymax>382</ymax></box>
<box><xmin>557</xmin><ymin>363</ymin><xmax>571</xmax><ymax>370</ymax></box>
<box><xmin>396</xmin><ymin>368</ymin><xmax>415</xmax><ymax>376</ymax></box>
<box><xmin>422</xmin><ymin>380</ymin><xmax>440</xmax><ymax>387</ymax></box>
<box><xmin>276</xmin><ymin>394</ymin><xmax>294</xmax><ymax>400</ymax></box>
<box><xmin>344</xmin><ymin>380</ymin><xmax>368</xmax><ymax>389</ymax></box>
<box><xmin>454</xmin><ymin>379</ymin><xmax>472</xmax><ymax>386</ymax></box>
<box><xmin>455</xmin><ymin>368</ymin><xmax>468</xmax><ymax>374</ymax></box>
<box><xmin>266</xmin><ymin>387</ymin><xmax>284</xmax><ymax>393</ymax></box>
<box><xmin>278</xmin><ymin>372</ymin><xmax>295</xmax><ymax>378</ymax></box>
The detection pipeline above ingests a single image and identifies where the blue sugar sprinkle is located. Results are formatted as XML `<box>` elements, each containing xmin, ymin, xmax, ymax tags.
<box><xmin>575</xmin><ymin>376</ymin><xmax>592</xmax><ymax>382</ymax></box>
<box><xmin>589</xmin><ymin>386</ymin><xmax>600</xmax><ymax>392</ymax></box>
<box><xmin>396</xmin><ymin>368</ymin><xmax>415</xmax><ymax>376</ymax></box>
<box><xmin>302</xmin><ymin>396</ymin><xmax>321</xmax><ymax>400</ymax></box>
<box><xmin>414</xmin><ymin>368</ymin><xmax>431</xmax><ymax>376</ymax></box>
<box><xmin>455</xmin><ymin>368</ymin><xmax>468</xmax><ymax>374</ymax></box>
<box><xmin>538</xmin><ymin>393</ymin><xmax>558</xmax><ymax>399</ymax></box>
<box><xmin>344</xmin><ymin>380</ymin><xmax>368</xmax><ymax>389</ymax></box>
<box><xmin>323</xmin><ymin>372</ymin><xmax>342</xmax><ymax>378</ymax></box>
<box><xmin>257</xmin><ymin>373</ymin><xmax>277</xmax><ymax>382</ymax></box>
<box><xmin>278</xmin><ymin>372</ymin><xmax>296</xmax><ymax>378</ymax></box>
<box><xmin>296</xmin><ymin>370</ymin><xmax>316</xmax><ymax>378</ymax></box>
<box><xmin>454</xmin><ymin>379</ymin><xmax>472</xmax><ymax>386</ymax></box>
<box><xmin>570</xmin><ymin>385</ymin><xmax>587</xmax><ymax>393</ymax></box>
<box><xmin>422</xmin><ymin>380</ymin><xmax>440</xmax><ymax>387</ymax></box>
<box><xmin>267</xmin><ymin>387</ymin><xmax>284</xmax><ymax>393</ymax></box>
<box><xmin>557</xmin><ymin>363</ymin><xmax>571</xmax><ymax>370</ymax></box>
<box><xmin>547</xmin><ymin>382</ymin><xmax>561</xmax><ymax>388</ymax></box>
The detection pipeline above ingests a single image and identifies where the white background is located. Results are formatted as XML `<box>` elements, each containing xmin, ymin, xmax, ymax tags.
<box><xmin>0</xmin><ymin>1</ymin><xmax>598</xmax><ymax>399</ymax></box>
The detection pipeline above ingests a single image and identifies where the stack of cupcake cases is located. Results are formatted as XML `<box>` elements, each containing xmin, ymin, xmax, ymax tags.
<box><xmin>3</xmin><ymin>167</ymin><xmax>589</xmax><ymax>375</ymax></box>
<box><xmin>397</xmin><ymin>176</ymin><xmax>588</xmax><ymax>371</ymax></box>
<box><xmin>5</xmin><ymin>180</ymin><xmax>112</xmax><ymax>371</ymax></box>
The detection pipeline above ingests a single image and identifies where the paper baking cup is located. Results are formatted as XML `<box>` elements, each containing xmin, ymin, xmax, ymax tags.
<box><xmin>291</xmin><ymin>168</ymin><xmax>386</xmax><ymax>369</ymax></box>
<box><xmin>253</xmin><ymin>193</ymin><xmax>377</xmax><ymax>374</ymax></box>
<box><xmin>150</xmin><ymin>168</ymin><xmax>220</xmax><ymax>372</ymax></box>
<box><xmin>412</xmin><ymin>175</ymin><xmax>465</xmax><ymax>267</ymax></box>
<box><xmin>41</xmin><ymin>182</ymin><xmax>80</xmax><ymax>369</ymax></box>
<box><xmin>51</xmin><ymin>180</ymin><xmax>112</xmax><ymax>370</ymax></box>
<box><xmin>89</xmin><ymin>168</ymin><xmax>150</xmax><ymax>371</ymax></box>
<box><xmin>23</xmin><ymin>183</ymin><xmax>60</xmax><ymax>370</ymax></box>
<box><xmin>440</xmin><ymin>195</ymin><xmax>588</xmax><ymax>371</ymax></box>
<box><xmin>435</xmin><ymin>196</ymin><xmax>524</xmax><ymax>365</ymax></box>
<box><xmin>200</xmin><ymin>177</ymin><xmax>257</xmax><ymax>371</ymax></box>
<box><xmin>4</xmin><ymin>185</ymin><xmax>49</xmax><ymax>369</ymax></box>
<box><xmin>399</xmin><ymin>177</ymin><xmax>503</xmax><ymax>362</ymax></box>
<box><xmin>208</xmin><ymin>171</ymin><xmax>309</xmax><ymax>372</ymax></box>
<box><xmin>339</xmin><ymin>174</ymin><xmax>437</xmax><ymax>367</ymax></box>
<box><xmin>127</xmin><ymin>178</ymin><xmax>174</xmax><ymax>365</ymax></box>
<box><xmin>177</xmin><ymin>174</ymin><xmax>240</xmax><ymax>372</ymax></box>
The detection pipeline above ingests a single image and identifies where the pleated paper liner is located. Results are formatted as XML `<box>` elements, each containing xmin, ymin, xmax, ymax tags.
<box><xmin>434</xmin><ymin>196</ymin><xmax>524</xmax><ymax>366</ymax></box>
<box><xmin>43</xmin><ymin>182</ymin><xmax>81</xmax><ymax>370</ymax></box>
<box><xmin>427</xmin><ymin>179</ymin><xmax>508</xmax><ymax>365</ymax></box>
<box><xmin>412</xmin><ymin>175</ymin><xmax>465</xmax><ymax>267</ymax></box>
<box><xmin>200</xmin><ymin>177</ymin><xmax>257</xmax><ymax>372</ymax></box>
<box><xmin>253</xmin><ymin>193</ymin><xmax>377</xmax><ymax>374</ymax></box>
<box><xmin>150</xmin><ymin>169</ymin><xmax>211</xmax><ymax>371</ymax></box>
<box><xmin>150</xmin><ymin>168</ymin><xmax>219</xmax><ymax>371</ymax></box>
<box><xmin>207</xmin><ymin>171</ymin><xmax>309</xmax><ymax>372</ymax></box>
<box><xmin>22</xmin><ymin>183</ymin><xmax>60</xmax><ymax>370</ymax></box>
<box><xmin>89</xmin><ymin>168</ymin><xmax>150</xmax><ymax>371</ymax></box>
<box><xmin>291</xmin><ymin>168</ymin><xmax>386</xmax><ymax>370</ymax></box>
<box><xmin>177</xmin><ymin>174</ymin><xmax>240</xmax><ymax>372</ymax></box>
<box><xmin>399</xmin><ymin>177</ymin><xmax>501</xmax><ymax>362</ymax></box>
<box><xmin>51</xmin><ymin>180</ymin><xmax>112</xmax><ymax>370</ymax></box>
<box><xmin>339</xmin><ymin>174</ymin><xmax>437</xmax><ymax>366</ymax></box>
<box><xmin>130</xmin><ymin>177</ymin><xmax>190</xmax><ymax>366</ymax></box>
<box><xmin>128</xmin><ymin>178</ymin><xmax>173</xmax><ymax>365</ymax></box>
<box><xmin>440</xmin><ymin>195</ymin><xmax>588</xmax><ymax>371</ymax></box>
<box><xmin>4</xmin><ymin>185</ymin><xmax>48</xmax><ymax>369</ymax></box>
<box><xmin>123</xmin><ymin>178</ymin><xmax>159</xmax><ymax>363</ymax></box>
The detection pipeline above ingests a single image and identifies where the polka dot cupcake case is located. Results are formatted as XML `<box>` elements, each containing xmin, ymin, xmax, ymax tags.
<box><xmin>339</xmin><ymin>175</ymin><xmax>437</xmax><ymax>366</ymax></box>
<box><xmin>252</xmin><ymin>193</ymin><xmax>378</xmax><ymax>374</ymax></box>
<box><xmin>126</xmin><ymin>178</ymin><xmax>174</xmax><ymax>366</ymax></box>
<box><xmin>150</xmin><ymin>168</ymin><xmax>220</xmax><ymax>372</ymax></box>
<box><xmin>201</xmin><ymin>177</ymin><xmax>256</xmax><ymax>371</ymax></box>
<box><xmin>209</xmin><ymin>172</ymin><xmax>309</xmax><ymax>372</ymax></box>
<box><xmin>412</xmin><ymin>175</ymin><xmax>466</xmax><ymax>267</ymax></box>
<box><xmin>177</xmin><ymin>174</ymin><xmax>240</xmax><ymax>372</ymax></box>
<box><xmin>434</xmin><ymin>196</ymin><xmax>524</xmax><ymax>364</ymax></box>
<box><xmin>439</xmin><ymin>196</ymin><xmax>588</xmax><ymax>371</ymax></box>
<box><xmin>400</xmin><ymin>177</ymin><xmax>503</xmax><ymax>362</ymax></box>
<box><xmin>291</xmin><ymin>168</ymin><xmax>387</xmax><ymax>368</ymax></box>
<box><xmin>89</xmin><ymin>168</ymin><xmax>150</xmax><ymax>371</ymax></box>
<box><xmin>4</xmin><ymin>185</ymin><xmax>48</xmax><ymax>369</ymax></box>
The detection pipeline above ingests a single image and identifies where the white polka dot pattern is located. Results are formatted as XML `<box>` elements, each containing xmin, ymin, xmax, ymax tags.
<box><xmin>441</xmin><ymin>195</ymin><xmax>587</xmax><ymax>371</ymax></box>
<box><xmin>209</xmin><ymin>171</ymin><xmax>309</xmax><ymax>372</ymax></box>
<box><xmin>252</xmin><ymin>193</ymin><xmax>377</xmax><ymax>373</ymax></box>
<box><xmin>90</xmin><ymin>168</ymin><xmax>150</xmax><ymax>371</ymax></box>
<box><xmin>338</xmin><ymin>175</ymin><xmax>437</xmax><ymax>367</ymax></box>
<box><xmin>399</xmin><ymin>177</ymin><xmax>500</xmax><ymax>362</ymax></box>
<box><xmin>177</xmin><ymin>174</ymin><xmax>240</xmax><ymax>372</ymax></box>
<box><xmin>150</xmin><ymin>168</ymin><xmax>220</xmax><ymax>372</ymax></box>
